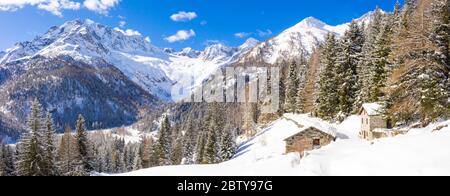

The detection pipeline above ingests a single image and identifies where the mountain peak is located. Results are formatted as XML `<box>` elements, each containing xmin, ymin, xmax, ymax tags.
<box><xmin>297</xmin><ymin>16</ymin><xmax>327</xmax><ymax>28</ymax></box>
<box><xmin>239</xmin><ymin>38</ymin><xmax>259</xmax><ymax>50</ymax></box>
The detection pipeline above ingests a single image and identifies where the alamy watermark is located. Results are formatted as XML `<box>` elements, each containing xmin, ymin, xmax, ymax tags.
<box><xmin>171</xmin><ymin>66</ymin><xmax>280</xmax><ymax>114</ymax></box>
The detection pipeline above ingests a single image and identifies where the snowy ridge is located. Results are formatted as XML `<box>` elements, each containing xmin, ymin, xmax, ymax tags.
<box><xmin>116</xmin><ymin>114</ymin><xmax>450</xmax><ymax>176</ymax></box>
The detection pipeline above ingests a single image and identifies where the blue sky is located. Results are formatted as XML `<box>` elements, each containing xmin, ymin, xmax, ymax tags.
<box><xmin>0</xmin><ymin>0</ymin><xmax>401</xmax><ymax>51</ymax></box>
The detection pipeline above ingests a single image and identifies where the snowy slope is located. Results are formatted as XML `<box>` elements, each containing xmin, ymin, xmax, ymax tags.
<box><xmin>117</xmin><ymin>114</ymin><xmax>450</xmax><ymax>176</ymax></box>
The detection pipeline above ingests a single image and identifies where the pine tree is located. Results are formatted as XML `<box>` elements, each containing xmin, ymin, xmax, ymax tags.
<box><xmin>154</xmin><ymin>117</ymin><xmax>171</xmax><ymax>165</ymax></box>
<box><xmin>194</xmin><ymin>131</ymin><xmax>206</xmax><ymax>164</ymax></box>
<box><xmin>182</xmin><ymin>120</ymin><xmax>195</xmax><ymax>165</ymax></box>
<box><xmin>15</xmin><ymin>99</ymin><xmax>46</xmax><ymax>176</ymax></box>
<box><xmin>42</xmin><ymin>112</ymin><xmax>57</xmax><ymax>176</ymax></box>
<box><xmin>132</xmin><ymin>150</ymin><xmax>143</xmax><ymax>171</ymax></box>
<box><xmin>171</xmin><ymin>132</ymin><xmax>183</xmax><ymax>165</ymax></box>
<box><xmin>316</xmin><ymin>33</ymin><xmax>339</xmax><ymax>120</ymax></box>
<box><xmin>0</xmin><ymin>144</ymin><xmax>14</xmax><ymax>176</ymax></box>
<box><xmin>203</xmin><ymin>119</ymin><xmax>218</xmax><ymax>164</ymax></box>
<box><xmin>368</xmin><ymin>14</ymin><xmax>394</xmax><ymax>102</ymax></box>
<box><xmin>57</xmin><ymin>127</ymin><xmax>86</xmax><ymax>176</ymax></box>
<box><xmin>219</xmin><ymin>126</ymin><xmax>236</xmax><ymax>161</ymax></box>
<box><xmin>75</xmin><ymin>114</ymin><xmax>93</xmax><ymax>173</ymax></box>
<box><xmin>360</xmin><ymin>8</ymin><xmax>384</xmax><ymax>103</ymax></box>
<box><xmin>335</xmin><ymin>21</ymin><xmax>365</xmax><ymax>120</ymax></box>
<box><xmin>285</xmin><ymin>61</ymin><xmax>300</xmax><ymax>113</ymax></box>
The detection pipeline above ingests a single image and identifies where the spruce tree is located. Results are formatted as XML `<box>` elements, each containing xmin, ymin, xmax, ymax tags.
<box><xmin>219</xmin><ymin>126</ymin><xmax>236</xmax><ymax>161</ymax></box>
<box><xmin>16</xmin><ymin>99</ymin><xmax>45</xmax><ymax>176</ymax></box>
<box><xmin>316</xmin><ymin>33</ymin><xmax>339</xmax><ymax>120</ymax></box>
<box><xmin>0</xmin><ymin>144</ymin><xmax>14</xmax><ymax>176</ymax></box>
<box><xmin>171</xmin><ymin>132</ymin><xmax>183</xmax><ymax>165</ymax></box>
<box><xmin>154</xmin><ymin>117</ymin><xmax>171</xmax><ymax>165</ymax></box>
<box><xmin>285</xmin><ymin>61</ymin><xmax>300</xmax><ymax>113</ymax></box>
<box><xmin>335</xmin><ymin>21</ymin><xmax>365</xmax><ymax>120</ymax></box>
<box><xmin>75</xmin><ymin>114</ymin><xmax>93</xmax><ymax>173</ymax></box>
<box><xmin>360</xmin><ymin>8</ymin><xmax>383</xmax><ymax>103</ymax></box>
<box><xmin>132</xmin><ymin>150</ymin><xmax>143</xmax><ymax>171</ymax></box>
<box><xmin>204</xmin><ymin>119</ymin><xmax>218</xmax><ymax>164</ymax></box>
<box><xmin>42</xmin><ymin>112</ymin><xmax>57</xmax><ymax>176</ymax></box>
<box><xmin>194</xmin><ymin>131</ymin><xmax>206</xmax><ymax>164</ymax></box>
<box><xmin>182</xmin><ymin>120</ymin><xmax>195</xmax><ymax>165</ymax></box>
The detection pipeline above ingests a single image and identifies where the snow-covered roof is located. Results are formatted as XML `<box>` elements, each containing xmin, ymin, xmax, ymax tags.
<box><xmin>360</xmin><ymin>103</ymin><xmax>383</xmax><ymax>116</ymax></box>
<box><xmin>283</xmin><ymin>114</ymin><xmax>338</xmax><ymax>139</ymax></box>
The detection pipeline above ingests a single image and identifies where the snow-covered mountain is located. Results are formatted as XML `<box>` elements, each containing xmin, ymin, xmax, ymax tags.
<box><xmin>0</xmin><ymin>19</ymin><xmax>260</xmax><ymax>140</ymax></box>
<box><xmin>0</xmin><ymin>19</ymin><xmax>259</xmax><ymax>102</ymax></box>
<box><xmin>239</xmin><ymin>11</ymin><xmax>378</xmax><ymax>64</ymax></box>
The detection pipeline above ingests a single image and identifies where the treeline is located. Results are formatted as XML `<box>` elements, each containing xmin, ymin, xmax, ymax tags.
<box><xmin>0</xmin><ymin>101</ymin><xmax>237</xmax><ymax>176</ymax></box>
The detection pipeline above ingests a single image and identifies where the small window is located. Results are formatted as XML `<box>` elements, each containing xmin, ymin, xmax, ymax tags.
<box><xmin>366</xmin><ymin>119</ymin><xmax>369</xmax><ymax>125</ymax></box>
<box><xmin>313</xmin><ymin>139</ymin><xmax>320</xmax><ymax>146</ymax></box>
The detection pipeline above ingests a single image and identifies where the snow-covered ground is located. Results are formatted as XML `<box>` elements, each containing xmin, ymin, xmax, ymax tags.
<box><xmin>116</xmin><ymin>114</ymin><xmax>450</xmax><ymax>176</ymax></box>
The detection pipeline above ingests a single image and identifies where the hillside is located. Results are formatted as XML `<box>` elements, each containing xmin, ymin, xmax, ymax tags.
<box><xmin>116</xmin><ymin>114</ymin><xmax>450</xmax><ymax>176</ymax></box>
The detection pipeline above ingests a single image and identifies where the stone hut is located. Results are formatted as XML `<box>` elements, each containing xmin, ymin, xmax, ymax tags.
<box><xmin>359</xmin><ymin>103</ymin><xmax>391</xmax><ymax>140</ymax></box>
<box><xmin>284</xmin><ymin>125</ymin><xmax>336</xmax><ymax>156</ymax></box>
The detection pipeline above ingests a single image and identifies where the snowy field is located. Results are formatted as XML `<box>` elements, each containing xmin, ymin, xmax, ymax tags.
<box><xmin>115</xmin><ymin>114</ymin><xmax>450</xmax><ymax>176</ymax></box>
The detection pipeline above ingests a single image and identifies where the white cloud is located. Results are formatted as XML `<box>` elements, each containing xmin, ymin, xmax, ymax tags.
<box><xmin>257</xmin><ymin>29</ymin><xmax>273</xmax><ymax>37</ymax></box>
<box><xmin>114</xmin><ymin>27</ymin><xmax>142</xmax><ymax>37</ymax></box>
<box><xmin>234</xmin><ymin>32</ymin><xmax>251</xmax><ymax>38</ymax></box>
<box><xmin>0</xmin><ymin>0</ymin><xmax>120</xmax><ymax>16</ymax></box>
<box><xmin>165</xmin><ymin>29</ymin><xmax>196</xmax><ymax>43</ymax></box>
<box><xmin>119</xmin><ymin>20</ymin><xmax>126</xmax><ymax>28</ymax></box>
<box><xmin>170</xmin><ymin>11</ymin><xmax>197</xmax><ymax>22</ymax></box>
<box><xmin>0</xmin><ymin>0</ymin><xmax>80</xmax><ymax>17</ymax></box>
<box><xmin>83</xmin><ymin>0</ymin><xmax>120</xmax><ymax>15</ymax></box>
<box><xmin>200</xmin><ymin>20</ymin><xmax>207</xmax><ymax>26</ymax></box>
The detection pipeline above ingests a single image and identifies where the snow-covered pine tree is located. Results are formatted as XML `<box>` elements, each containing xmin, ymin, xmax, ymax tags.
<box><xmin>295</xmin><ymin>55</ymin><xmax>309</xmax><ymax>114</ymax></box>
<box><xmin>335</xmin><ymin>21</ymin><xmax>365</xmax><ymax>120</ymax></box>
<box><xmin>181</xmin><ymin>120</ymin><xmax>195</xmax><ymax>165</ymax></box>
<box><xmin>316</xmin><ymin>33</ymin><xmax>339</xmax><ymax>120</ymax></box>
<box><xmin>285</xmin><ymin>61</ymin><xmax>300</xmax><ymax>113</ymax></box>
<box><xmin>75</xmin><ymin>114</ymin><xmax>93</xmax><ymax>173</ymax></box>
<box><xmin>204</xmin><ymin>116</ymin><xmax>219</xmax><ymax>164</ymax></box>
<box><xmin>171</xmin><ymin>132</ymin><xmax>183</xmax><ymax>165</ymax></box>
<box><xmin>132</xmin><ymin>150</ymin><xmax>143</xmax><ymax>171</ymax></box>
<box><xmin>42</xmin><ymin>112</ymin><xmax>57</xmax><ymax>176</ymax></box>
<box><xmin>368</xmin><ymin>13</ymin><xmax>394</xmax><ymax>102</ymax></box>
<box><xmin>219</xmin><ymin>125</ymin><xmax>236</xmax><ymax>161</ymax></box>
<box><xmin>57</xmin><ymin>127</ymin><xmax>86</xmax><ymax>176</ymax></box>
<box><xmin>194</xmin><ymin>130</ymin><xmax>206</xmax><ymax>164</ymax></box>
<box><xmin>359</xmin><ymin>8</ymin><xmax>384</xmax><ymax>103</ymax></box>
<box><xmin>15</xmin><ymin>99</ymin><xmax>46</xmax><ymax>176</ymax></box>
<box><xmin>154</xmin><ymin>116</ymin><xmax>171</xmax><ymax>165</ymax></box>
<box><xmin>1</xmin><ymin>143</ymin><xmax>15</xmax><ymax>176</ymax></box>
